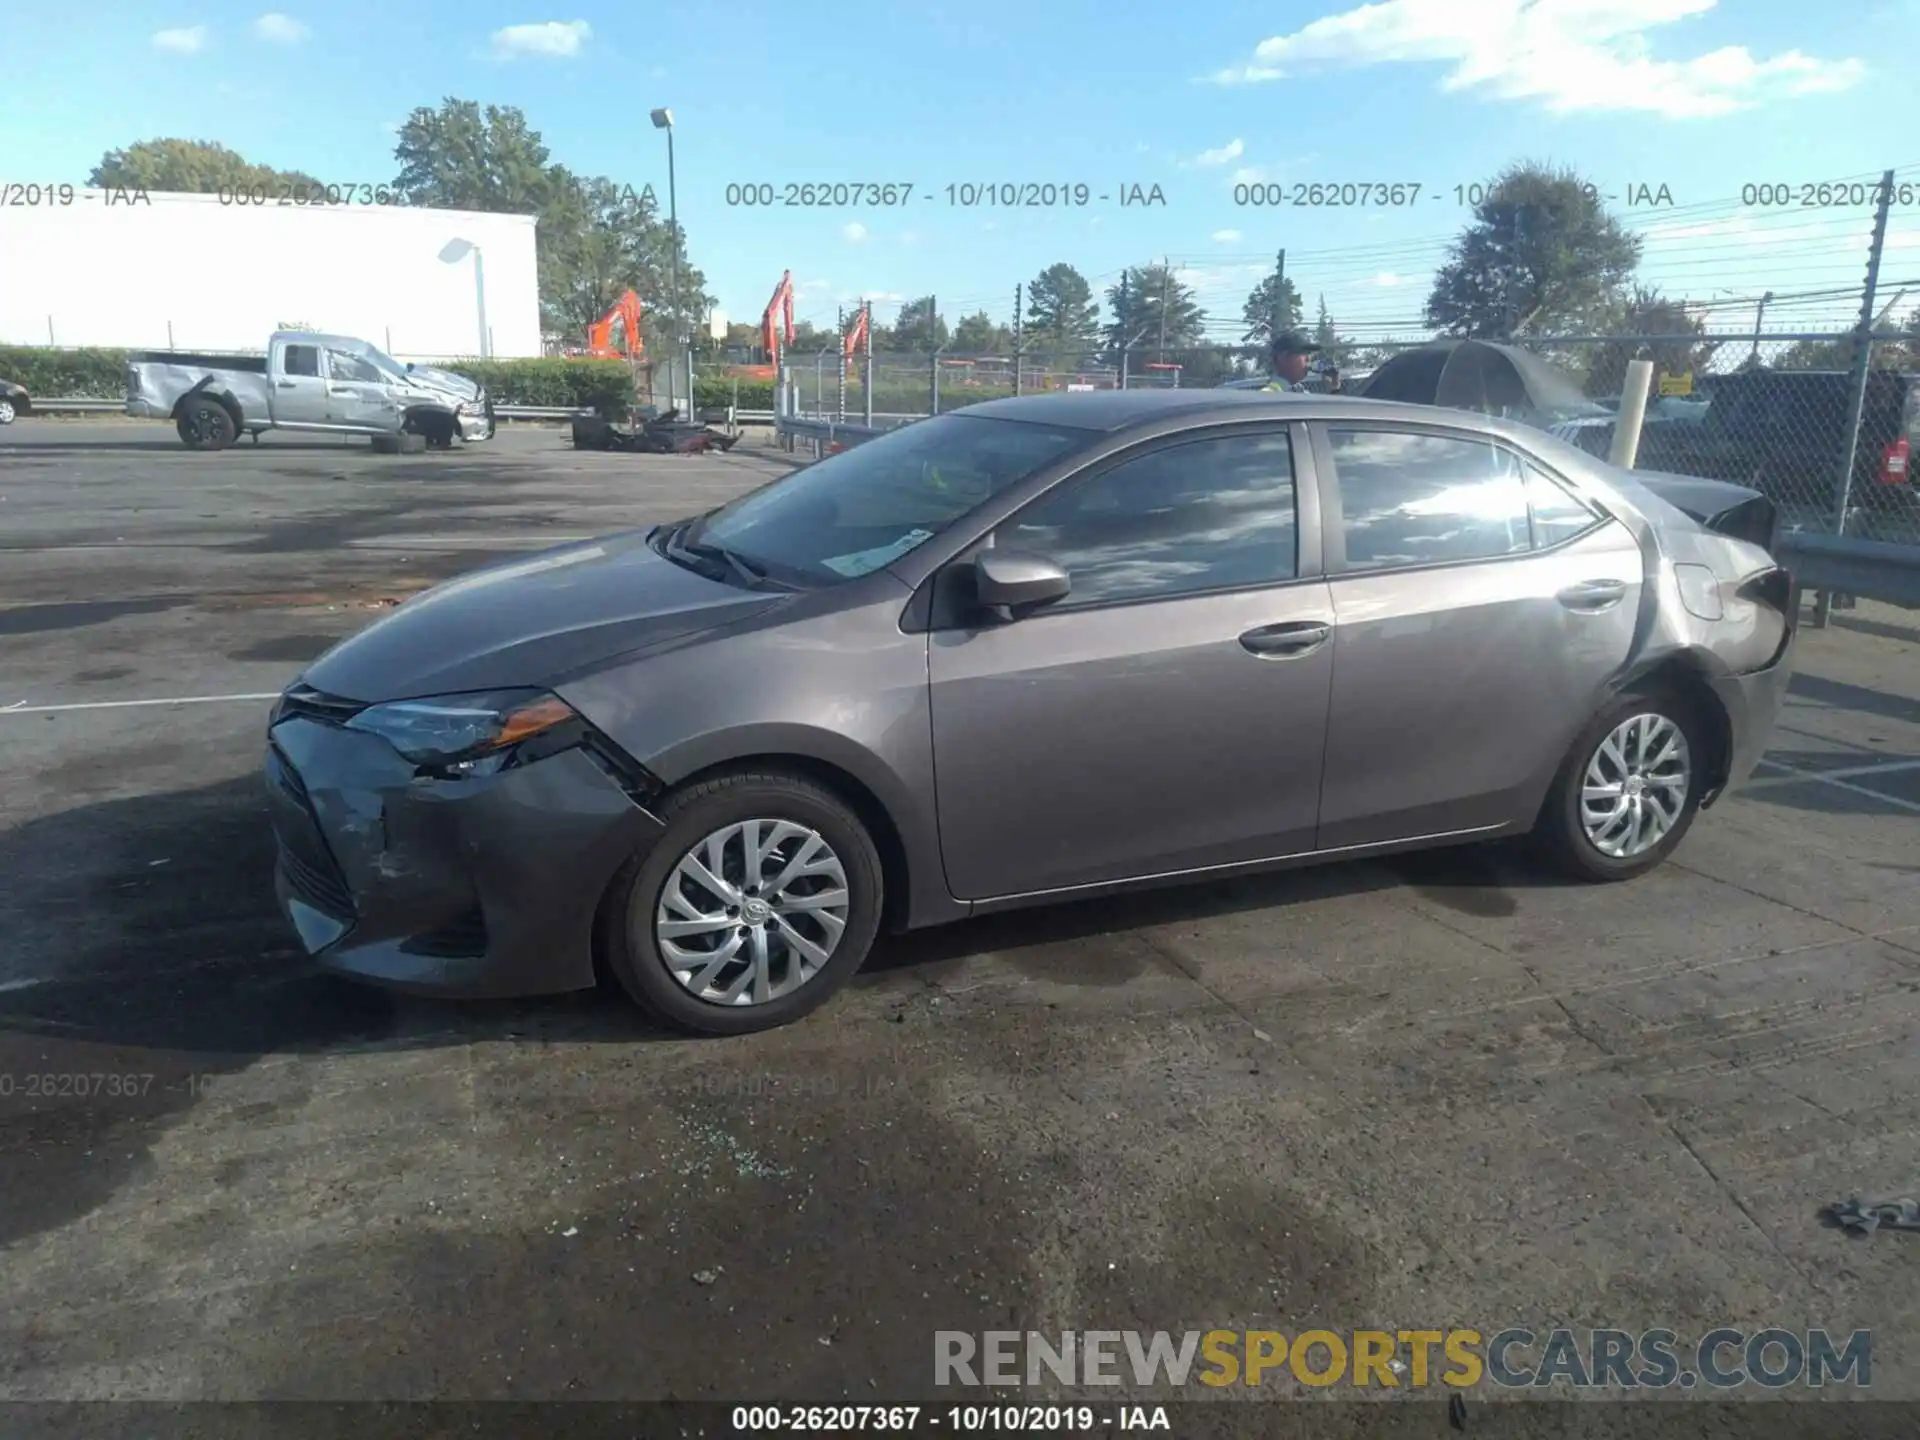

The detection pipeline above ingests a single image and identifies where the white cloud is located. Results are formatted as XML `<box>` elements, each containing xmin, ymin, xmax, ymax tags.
<box><xmin>1374</xmin><ymin>272</ymin><xmax>1407</xmax><ymax>287</ymax></box>
<box><xmin>842</xmin><ymin>222</ymin><xmax>869</xmax><ymax>242</ymax></box>
<box><xmin>1229</xmin><ymin>166</ymin><xmax>1268</xmax><ymax>187</ymax></box>
<box><xmin>1213</xmin><ymin>228</ymin><xmax>1243</xmax><ymax>243</ymax></box>
<box><xmin>152</xmin><ymin>25</ymin><xmax>207</xmax><ymax>52</ymax></box>
<box><xmin>798</xmin><ymin>278</ymin><xmax>833</xmax><ymax>292</ymax></box>
<box><xmin>252</xmin><ymin>12</ymin><xmax>308</xmax><ymax>43</ymax></box>
<box><xmin>838</xmin><ymin>290</ymin><xmax>905</xmax><ymax>304</ymax></box>
<box><xmin>1205</xmin><ymin>0</ymin><xmax>1865</xmax><ymax>118</ymax></box>
<box><xmin>489</xmin><ymin>20</ymin><xmax>590</xmax><ymax>59</ymax></box>
<box><xmin>1186</xmin><ymin>138</ymin><xmax>1245</xmax><ymax>168</ymax></box>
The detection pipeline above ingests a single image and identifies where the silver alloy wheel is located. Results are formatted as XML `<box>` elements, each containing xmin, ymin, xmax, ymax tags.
<box><xmin>653</xmin><ymin>818</ymin><xmax>850</xmax><ymax>1006</ymax></box>
<box><xmin>0</xmin><ymin>399</ymin><xmax>14</xmax><ymax>424</ymax></box>
<box><xmin>1579</xmin><ymin>713</ymin><xmax>1691</xmax><ymax>859</ymax></box>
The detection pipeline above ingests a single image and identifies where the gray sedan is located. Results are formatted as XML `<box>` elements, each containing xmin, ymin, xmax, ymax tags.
<box><xmin>264</xmin><ymin>391</ymin><xmax>1796</xmax><ymax>1034</ymax></box>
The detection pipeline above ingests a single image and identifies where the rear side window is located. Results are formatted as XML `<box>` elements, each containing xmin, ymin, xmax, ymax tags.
<box><xmin>1327</xmin><ymin>429</ymin><xmax>1530</xmax><ymax>572</ymax></box>
<box><xmin>1525</xmin><ymin>465</ymin><xmax>1604</xmax><ymax>549</ymax></box>
<box><xmin>283</xmin><ymin>344</ymin><xmax>319</xmax><ymax>378</ymax></box>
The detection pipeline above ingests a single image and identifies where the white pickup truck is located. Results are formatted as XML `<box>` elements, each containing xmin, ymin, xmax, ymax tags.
<box><xmin>126</xmin><ymin>330</ymin><xmax>495</xmax><ymax>450</ymax></box>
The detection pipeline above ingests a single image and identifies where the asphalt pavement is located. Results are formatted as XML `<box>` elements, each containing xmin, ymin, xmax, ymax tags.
<box><xmin>3</xmin><ymin>420</ymin><xmax>1919</xmax><ymax>1430</ymax></box>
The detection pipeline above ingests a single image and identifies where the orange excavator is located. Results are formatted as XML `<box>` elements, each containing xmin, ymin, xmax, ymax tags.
<box><xmin>722</xmin><ymin>271</ymin><xmax>795</xmax><ymax>381</ymax></box>
<box><xmin>585</xmin><ymin>289</ymin><xmax>645</xmax><ymax>359</ymax></box>
<box><xmin>843</xmin><ymin>304</ymin><xmax>869</xmax><ymax>365</ymax></box>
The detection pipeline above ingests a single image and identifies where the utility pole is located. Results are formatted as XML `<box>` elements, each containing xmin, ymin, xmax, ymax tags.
<box><xmin>862</xmin><ymin>300</ymin><xmax>873</xmax><ymax>427</ymax></box>
<box><xmin>1270</xmin><ymin>249</ymin><xmax>1287</xmax><ymax>375</ymax></box>
<box><xmin>1748</xmin><ymin>291</ymin><xmax>1773</xmax><ymax>367</ymax></box>
<box><xmin>836</xmin><ymin>304</ymin><xmax>847</xmax><ymax>420</ymax></box>
<box><xmin>1158</xmin><ymin>257</ymin><xmax>1170</xmax><ymax>359</ymax></box>
<box><xmin>1013</xmin><ymin>284</ymin><xmax>1024</xmax><ymax>397</ymax></box>
<box><xmin>929</xmin><ymin>295</ymin><xmax>940</xmax><ymax>416</ymax></box>
<box><xmin>1117</xmin><ymin>273</ymin><xmax>1132</xmax><ymax>390</ymax></box>
<box><xmin>1829</xmin><ymin>169</ymin><xmax>1896</xmax><ymax>545</ymax></box>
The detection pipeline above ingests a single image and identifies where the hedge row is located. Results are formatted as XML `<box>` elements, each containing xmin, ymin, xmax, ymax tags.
<box><xmin>0</xmin><ymin>344</ymin><xmax>1029</xmax><ymax>416</ymax></box>
<box><xmin>0</xmin><ymin>346</ymin><xmax>637</xmax><ymax>413</ymax></box>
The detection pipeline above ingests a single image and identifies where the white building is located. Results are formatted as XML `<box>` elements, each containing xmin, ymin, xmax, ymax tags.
<box><xmin>0</xmin><ymin>190</ymin><xmax>541</xmax><ymax>359</ymax></box>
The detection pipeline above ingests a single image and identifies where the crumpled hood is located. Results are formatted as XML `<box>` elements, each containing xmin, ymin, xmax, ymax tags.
<box><xmin>402</xmin><ymin>365</ymin><xmax>483</xmax><ymax>403</ymax></box>
<box><xmin>302</xmin><ymin>530</ymin><xmax>785</xmax><ymax>701</ymax></box>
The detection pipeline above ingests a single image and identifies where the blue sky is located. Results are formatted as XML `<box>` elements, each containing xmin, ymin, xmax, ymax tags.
<box><xmin>11</xmin><ymin>0</ymin><xmax>1920</xmax><ymax>340</ymax></box>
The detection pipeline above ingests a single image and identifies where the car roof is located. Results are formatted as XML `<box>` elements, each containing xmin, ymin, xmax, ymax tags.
<box><xmin>961</xmin><ymin>388</ymin><xmax>1527</xmax><ymax>437</ymax></box>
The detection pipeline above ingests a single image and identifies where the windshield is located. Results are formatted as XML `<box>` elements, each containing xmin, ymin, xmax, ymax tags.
<box><xmin>686</xmin><ymin>414</ymin><xmax>1093</xmax><ymax>585</ymax></box>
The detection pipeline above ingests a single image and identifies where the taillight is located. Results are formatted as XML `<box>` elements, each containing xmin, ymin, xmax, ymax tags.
<box><xmin>1881</xmin><ymin>437</ymin><xmax>1909</xmax><ymax>485</ymax></box>
<box><xmin>1736</xmin><ymin>567</ymin><xmax>1793</xmax><ymax>616</ymax></box>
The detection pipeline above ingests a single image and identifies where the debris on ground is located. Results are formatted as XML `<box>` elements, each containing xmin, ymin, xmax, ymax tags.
<box><xmin>1822</xmin><ymin>1195</ymin><xmax>1920</xmax><ymax>1235</ymax></box>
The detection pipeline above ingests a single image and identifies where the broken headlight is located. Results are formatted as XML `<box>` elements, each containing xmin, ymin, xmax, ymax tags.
<box><xmin>345</xmin><ymin>688</ymin><xmax>581</xmax><ymax>777</ymax></box>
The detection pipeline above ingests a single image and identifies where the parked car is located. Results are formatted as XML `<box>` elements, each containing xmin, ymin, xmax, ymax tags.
<box><xmin>126</xmin><ymin>331</ymin><xmax>495</xmax><ymax>451</ymax></box>
<box><xmin>0</xmin><ymin>378</ymin><xmax>30</xmax><ymax>423</ymax></box>
<box><xmin>264</xmin><ymin>390</ymin><xmax>1795</xmax><ymax>1035</ymax></box>
<box><xmin>1556</xmin><ymin>370</ymin><xmax>1919</xmax><ymax>524</ymax></box>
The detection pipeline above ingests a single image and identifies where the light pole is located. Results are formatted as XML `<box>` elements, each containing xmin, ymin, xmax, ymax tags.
<box><xmin>650</xmin><ymin>107</ymin><xmax>686</xmax><ymax>412</ymax></box>
<box><xmin>437</xmin><ymin>238</ymin><xmax>489</xmax><ymax>358</ymax></box>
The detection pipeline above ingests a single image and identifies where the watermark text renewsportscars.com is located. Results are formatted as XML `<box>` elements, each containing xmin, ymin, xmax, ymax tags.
<box><xmin>935</xmin><ymin>1328</ymin><xmax>1872</xmax><ymax>1391</ymax></box>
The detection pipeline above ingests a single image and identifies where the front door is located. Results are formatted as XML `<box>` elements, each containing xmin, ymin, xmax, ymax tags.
<box><xmin>929</xmin><ymin>426</ymin><xmax>1334</xmax><ymax>901</ymax></box>
<box><xmin>272</xmin><ymin>341</ymin><xmax>330</xmax><ymax>427</ymax></box>
<box><xmin>324</xmin><ymin>347</ymin><xmax>403</xmax><ymax>432</ymax></box>
<box><xmin>1312</xmin><ymin>424</ymin><xmax>1644</xmax><ymax>850</ymax></box>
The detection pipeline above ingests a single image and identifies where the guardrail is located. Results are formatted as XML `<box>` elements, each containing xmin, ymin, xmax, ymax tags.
<box><xmin>773</xmin><ymin>412</ymin><xmax>919</xmax><ymax>459</ymax></box>
<box><xmin>1778</xmin><ymin>529</ymin><xmax>1920</xmax><ymax>615</ymax></box>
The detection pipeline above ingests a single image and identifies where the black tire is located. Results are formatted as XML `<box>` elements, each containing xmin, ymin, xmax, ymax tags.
<box><xmin>601</xmin><ymin>770</ymin><xmax>885</xmax><ymax>1036</ymax></box>
<box><xmin>176</xmin><ymin>397</ymin><xmax>236</xmax><ymax>450</ymax></box>
<box><xmin>1534</xmin><ymin>689</ymin><xmax>1707</xmax><ymax>883</ymax></box>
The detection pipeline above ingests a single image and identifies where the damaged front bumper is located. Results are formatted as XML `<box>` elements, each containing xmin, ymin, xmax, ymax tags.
<box><xmin>264</xmin><ymin>707</ymin><xmax>664</xmax><ymax>997</ymax></box>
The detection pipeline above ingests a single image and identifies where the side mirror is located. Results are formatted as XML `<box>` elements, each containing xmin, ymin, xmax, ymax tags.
<box><xmin>974</xmin><ymin>549</ymin><xmax>1070</xmax><ymax>616</ymax></box>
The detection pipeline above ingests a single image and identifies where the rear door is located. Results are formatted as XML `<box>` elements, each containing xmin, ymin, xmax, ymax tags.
<box><xmin>271</xmin><ymin>341</ymin><xmax>330</xmax><ymax>426</ymax></box>
<box><xmin>1311</xmin><ymin>423</ymin><xmax>1644</xmax><ymax>851</ymax></box>
<box><xmin>324</xmin><ymin>347</ymin><xmax>404</xmax><ymax>432</ymax></box>
<box><xmin>928</xmin><ymin>424</ymin><xmax>1335</xmax><ymax>899</ymax></box>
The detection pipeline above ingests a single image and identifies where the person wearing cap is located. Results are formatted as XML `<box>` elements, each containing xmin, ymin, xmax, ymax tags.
<box><xmin>1262</xmin><ymin>331</ymin><xmax>1321</xmax><ymax>393</ymax></box>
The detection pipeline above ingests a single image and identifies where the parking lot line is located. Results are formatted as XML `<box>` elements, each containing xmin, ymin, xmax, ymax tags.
<box><xmin>1743</xmin><ymin>755</ymin><xmax>1920</xmax><ymax>784</ymax></box>
<box><xmin>0</xmin><ymin>692</ymin><xmax>279</xmax><ymax>716</ymax></box>
<box><xmin>1749</xmin><ymin>757</ymin><xmax>1920</xmax><ymax>813</ymax></box>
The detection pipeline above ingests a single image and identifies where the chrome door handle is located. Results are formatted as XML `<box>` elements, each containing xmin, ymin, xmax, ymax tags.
<box><xmin>329</xmin><ymin>387</ymin><xmax>356</xmax><ymax>397</ymax></box>
<box><xmin>1557</xmin><ymin>579</ymin><xmax>1627</xmax><ymax>613</ymax></box>
<box><xmin>1239</xmin><ymin>621</ymin><xmax>1330</xmax><ymax>658</ymax></box>
<box><xmin>277</xmin><ymin>380</ymin><xmax>298</xmax><ymax>388</ymax></box>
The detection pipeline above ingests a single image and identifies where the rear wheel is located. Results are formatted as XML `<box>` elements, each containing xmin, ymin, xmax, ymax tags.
<box><xmin>601</xmin><ymin>771</ymin><xmax>884</xmax><ymax>1035</ymax></box>
<box><xmin>1535</xmin><ymin>691</ymin><xmax>1705</xmax><ymax>882</ymax></box>
<box><xmin>176</xmin><ymin>397</ymin><xmax>236</xmax><ymax>450</ymax></box>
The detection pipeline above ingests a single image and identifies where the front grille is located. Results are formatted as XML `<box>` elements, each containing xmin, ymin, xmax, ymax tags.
<box><xmin>401</xmin><ymin>909</ymin><xmax>489</xmax><ymax>958</ymax></box>
<box><xmin>280</xmin><ymin>845</ymin><xmax>355</xmax><ymax>919</ymax></box>
<box><xmin>276</xmin><ymin>684</ymin><xmax>365</xmax><ymax>726</ymax></box>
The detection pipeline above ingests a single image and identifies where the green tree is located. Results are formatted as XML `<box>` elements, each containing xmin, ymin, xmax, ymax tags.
<box><xmin>538</xmin><ymin>168</ymin><xmax>710</xmax><ymax>351</ymax></box>
<box><xmin>1572</xmin><ymin>287</ymin><xmax>1720</xmax><ymax>397</ymax></box>
<box><xmin>1311</xmin><ymin>294</ymin><xmax>1353</xmax><ymax>368</ymax></box>
<box><xmin>1104</xmin><ymin>263</ymin><xmax>1206</xmax><ymax>362</ymax></box>
<box><xmin>953</xmin><ymin>310</ymin><xmax>1010</xmax><ymax>354</ymax></box>
<box><xmin>1241</xmin><ymin>267</ymin><xmax>1304</xmax><ymax>345</ymax></box>
<box><xmin>1023</xmin><ymin>263</ymin><xmax>1101</xmax><ymax>359</ymax></box>
<box><xmin>889</xmin><ymin>296</ymin><xmax>949</xmax><ymax>352</ymax></box>
<box><xmin>390</xmin><ymin>99</ymin><xmax>557</xmax><ymax>212</ymax></box>
<box><xmin>1425</xmin><ymin>161</ymin><xmax>1642</xmax><ymax>338</ymax></box>
<box><xmin>87</xmin><ymin>138</ymin><xmax>320</xmax><ymax>192</ymax></box>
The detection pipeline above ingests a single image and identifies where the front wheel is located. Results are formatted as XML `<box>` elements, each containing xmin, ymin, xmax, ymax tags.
<box><xmin>601</xmin><ymin>771</ymin><xmax>885</xmax><ymax>1035</ymax></box>
<box><xmin>1535</xmin><ymin>692</ymin><xmax>1705</xmax><ymax>882</ymax></box>
<box><xmin>0</xmin><ymin>398</ymin><xmax>16</xmax><ymax>424</ymax></box>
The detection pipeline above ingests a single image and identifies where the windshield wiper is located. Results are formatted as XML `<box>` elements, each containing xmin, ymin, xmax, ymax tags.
<box><xmin>665</xmin><ymin>525</ymin><xmax>791</xmax><ymax>591</ymax></box>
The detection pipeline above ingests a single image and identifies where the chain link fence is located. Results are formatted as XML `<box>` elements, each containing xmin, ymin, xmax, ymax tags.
<box><xmin>785</xmin><ymin>332</ymin><xmax>1920</xmax><ymax>547</ymax></box>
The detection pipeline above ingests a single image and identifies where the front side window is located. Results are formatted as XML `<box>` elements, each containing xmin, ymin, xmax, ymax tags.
<box><xmin>282</xmin><ymin>344</ymin><xmax>319</xmax><ymax>378</ymax></box>
<box><xmin>995</xmin><ymin>430</ymin><xmax>1298</xmax><ymax>608</ymax></box>
<box><xmin>1329</xmin><ymin>429</ymin><xmax>1531</xmax><ymax>572</ymax></box>
<box><xmin>327</xmin><ymin>348</ymin><xmax>382</xmax><ymax>385</ymax></box>
<box><xmin>686</xmin><ymin>413</ymin><xmax>1094</xmax><ymax>587</ymax></box>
